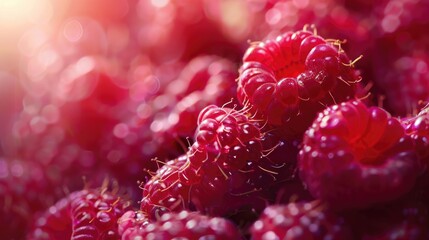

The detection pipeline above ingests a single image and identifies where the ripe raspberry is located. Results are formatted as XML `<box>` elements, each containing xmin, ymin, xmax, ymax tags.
<box><xmin>350</xmin><ymin>200</ymin><xmax>429</xmax><ymax>240</ymax></box>
<box><xmin>257</xmin><ymin>130</ymin><xmax>313</xmax><ymax>204</ymax></box>
<box><xmin>0</xmin><ymin>158</ymin><xmax>62</xmax><ymax>240</ymax></box>
<box><xmin>193</xmin><ymin>105</ymin><xmax>262</xmax><ymax>157</ymax></box>
<box><xmin>120</xmin><ymin>210</ymin><xmax>242</xmax><ymax>240</ymax></box>
<box><xmin>57</xmin><ymin>59</ymin><xmax>129</xmax><ymax>150</ymax></box>
<box><xmin>151</xmin><ymin>55</ymin><xmax>238</xmax><ymax>139</ymax></box>
<box><xmin>251</xmin><ymin>201</ymin><xmax>352</xmax><ymax>240</ymax></box>
<box><xmin>237</xmin><ymin>29</ymin><xmax>360</xmax><ymax>139</ymax></box>
<box><xmin>140</xmin><ymin>156</ymin><xmax>191</xmax><ymax>219</ymax></box>
<box><xmin>299</xmin><ymin>100</ymin><xmax>420</xmax><ymax>209</ymax></box>
<box><xmin>141</xmin><ymin>150</ymin><xmax>282</xmax><ymax>222</ymax></box>
<box><xmin>102</xmin><ymin>55</ymin><xmax>238</xmax><ymax>188</ymax></box>
<box><xmin>11</xmin><ymin>107</ymin><xmax>98</xmax><ymax>179</ymax></box>
<box><xmin>380</xmin><ymin>56</ymin><xmax>429</xmax><ymax>116</ymax></box>
<box><xmin>141</xmin><ymin>105</ymin><xmax>274</xmax><ymax>218</ymax></box>
<box><xmin>28</xmin><ymin>186</ymin><xmax>131</xmax><ymax>240</ymax></box>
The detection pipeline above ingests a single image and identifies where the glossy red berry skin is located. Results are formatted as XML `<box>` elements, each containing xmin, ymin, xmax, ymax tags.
<box><xmin>140</xmin><ymin>156</ymin><xmax>191</xmax><ymax>219</ymax></box>
<box><xmin>120</xmin><ymin>210</ymin><xmax>242</xmax><ymax>240</ymax></box>
<box><xmin>28</xmin><ymin>188</ymin><xmax>131</xmax><ymax>240</ymax></box>
<box><xmin>0</xmin><ymin>158</ymin><xmax>62</xmax><ymax>240</ymax></box>
<box><xmin>237</xmin><ymin>30</ymin><xmax>360</xmax><ymax>139</ymax></box>
<box><xmin>152</xmin><ymin>55</ymin><xmax>238</xmax><ymax>139</ymax></box>
<box><xmin>194</xmin><ymin>105</ymin><xmax>262</xmax><ymax>158</ymax></box>
<box><xmin>349</xmin><ymin>200</ymin><xmax>429</xmax><ymax>240</ymax></box>
<box><xmin>380</xmin><ymin>56</ymin><xmax>429</xmax><ymax>116</ymax></box>
<box><xmin>299</xmin><ymin>100</ymin><xmax>420</xmax><ymax>210</ymax></box>
<box><xmin>403</xmin><ymin>107</ymin><xmax>429</xmax><ymax>161</ymax></box>
<box><xmin>141</xmin><ymin>106</ymin><xmax>272</xmax><ymax>218</ymax></box>
<box><xmin>251</xmin><ymin>201</ymin><xmax>352</xmax><ymax>240</ymax></box>
<box><xmin>402</xmin><ymin>106</ymin><xmax>429</xmax><ymax>202</ymax></box>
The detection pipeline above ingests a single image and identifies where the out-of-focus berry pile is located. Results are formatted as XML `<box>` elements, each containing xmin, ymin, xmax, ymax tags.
<box><xmin>1</xmin><ymin>0</ymin><xmax>429</xmax><ymax>239</ymax></box>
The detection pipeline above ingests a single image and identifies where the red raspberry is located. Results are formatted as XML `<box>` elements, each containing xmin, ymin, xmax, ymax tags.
<box><xmin>141</xmin><ymin>151</ymin><xmax>277</xmax><ymax>220</ymax></box>
<box><xmin>251</xmin><ymin>201</ymin><xmax>352</xmax><ymax>240</ymax></box>
<box><xmin>140</xmin><ymin>156</ymin><xmax>190</xmax><ymax>219</ymax></box>
<box><xmin>102</xmin><ymin>55</ymin><xmax>237</xmax><ymax>187</ymax></box>
<box><xmin>0</xmin><ymin>158</ymin><xmax>62</xmax><ymax>240</ymax></box>
<box><xmin>237</xmin><ymin>29</ymin><xmax>360</xmax><ymax>139</ymax></box>
<box><xmin>151</xmin><ymin>55</ymin><xmax>238</xmax><ymax>139</ymax></box>
<box><xmin>193</xmin><ymin>105</ymin><xmax>262</xmax><ymax>157</ymax></box>
<box><xmin>257</xmin><ymin>130</ymin><xmax>313</xmax><ymax>204</ymax></box>
<box><xmin>141</xmin><ymin>106</ymin><xmax>273</xmax><ymax>218</ymax></box>
<box><xmin>349</xmin><ymin>200</ymin><xmax>429</xmax><ymax>240</ymax></box>
<box><xmin>380</xmin><ymin>56</ymin><xmax>429</xmax><ymax>116</ymax></box>
<box><xmin>119</xmin><ymin>210</ymin><xmax>242</xmax><ymax>240</ymax></box>
<box><xmin>28</xmin><ymin>186</ymin><xmax>131</xmax><ymax>240</ymax></box>
<box><xmin>299</xmin><ymin>100</ymin><xmax>420</xmax><ymax>209</ymax></box>
<box><xmin>11</xmin><ymin>108</ymin><xmax>98</xmax><ymax>178</ymax></box>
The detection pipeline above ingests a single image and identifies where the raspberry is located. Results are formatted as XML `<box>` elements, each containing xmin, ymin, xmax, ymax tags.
<box><xmin>299</xmin><ymin>100</ymin><xmax>420</xmax><ymax>209</ymax></box>
<box><xmin>140</xmin><ymin>156</ymin><xmax>191</xmax><ymax>219</ymax></box>
<box><xmin>380</xmin><ymin>56</ymin><xmax>429</xmax><ymax>116</ymax></box>
<box><xmin>257</xmin><ymin>130</ymin><xmax>313</xmax><ymax>204</ymax></box>
<box><xmin>237</xmin><ymin>29</ymin><xmax>360</xmax><ymax>139</ymax></box>
<box><xmin>403</xmin><ymin>106</ymin><xmax>429</xmax><ymax>164</ymax></box>
<box><xmin>28</xmin><ymin>186</ymin><xmax>131</xmax><ymax>240</ymax></box>
<box><xmin>141</xmin><ymin>105</ymin><xmax>274</xmax><ymax>218</ymax></box>
<box><xmin>119</xmin><ymin>210</ymin><xmax>242</xmax><ymax>240</ymax></box>
<box><xmin>193</xmin><ymin>105</ymin><xmax>262</xmax><ymax>157</ymax></box>
<box><xmin>251</xmin><ymin>201</ymin><xmax>352</xmax><ymax>240</ymax></box>
<box><xmin>11</xmin><ymin>108</ymin><xmax>98</xmax><ymax>180</ymax></box>
<box><xmin>350</xmin><ymin>200</ymin><xmax>429</xmax><ymax>240</ymax></box>
<box><xmin>151</xmin><ymin>55</ymin><xmax>238</xmax><ymax>139</ymax></box>
<box><xmin>57</xmin><ymin>59</ymin><xmax>129</xmax><ymax>150</ymax></box>
<box><xmin>141</xmin><ymin>151</ymin><xmax>278</xmax><ymax>220</ymax></box>
<box><xmin>101</xmin><ymin>55</ymin><xmax>238</xmax><ymax>187</ymax></box>
<box><xmin>0</xmin><ymin>158</ymin><xmax>62</xmax><ymax>240</ymax></box>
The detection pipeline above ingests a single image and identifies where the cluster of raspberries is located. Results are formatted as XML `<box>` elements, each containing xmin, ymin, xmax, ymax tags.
<box><xmin>1</xmin><ymin>0</ymin><xmax>429</xmax><ymax>239</ymax></box>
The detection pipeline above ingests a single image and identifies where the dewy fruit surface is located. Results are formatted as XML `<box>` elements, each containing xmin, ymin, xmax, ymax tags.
<box><xmin>237</xmin><ymin>28</ymin><xmax>361</xmax><ymax>139</ymax></box>
<box><xmin>299</xmin><ymin>100</ymin><xmax>420</xmax><ymax>209</ymax></box>
<box><xmin>141</xmin><ymin>105</ymin><xmax>269</xmax><ymax>218</ymax></box>
<box><xmin>120</xmin><ymin>210</ymin><xmax>242</xmax><ymax>240</ymax></box>
<box><xmin>2</xmin><ymin>0</ymin><xmax>429</xmax><ymax>239</ymax></box>
<box><xmin>28</xmin><ymin>186</ymin><xmax>131</xmax><ymax>240</ymax></box>
<box><xmin>251</xmin><ymin>201</ymin><xmax>352</xmax><ymax>240</ymax></box>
